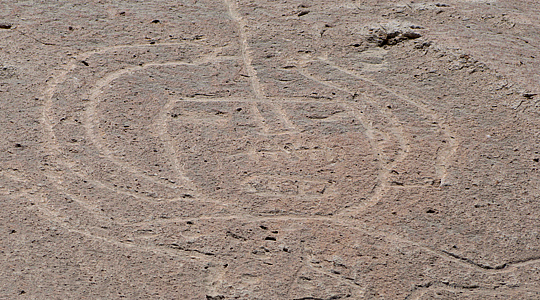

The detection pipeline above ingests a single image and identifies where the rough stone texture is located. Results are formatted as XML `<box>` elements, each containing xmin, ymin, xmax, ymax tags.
<box><xmin>1</xmin><ymin>0</ymin><xmax>539</xmax><ymax>299</ymax></box>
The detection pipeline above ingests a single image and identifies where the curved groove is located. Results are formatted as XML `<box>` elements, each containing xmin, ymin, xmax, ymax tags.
<box><xmin>32</xmin><ymin>200</ymin><xmax>214</xmax><ymax>262</ymax></box>
<box><xmin>42</xmin><ymin>43</ymin><xmax>238</xmax><ymax>204</ymax></box>
<box><xmin>122</xmin><ymin>212</ymin><xmax>529</xmax><ymax>275</ymax></box>
<box><xmin>38</xmin><ymin>43</ymin><xmax>239</xmax><ymax>256</ymax></box>
<box><xmin>441</xmin><ymin>250</ymin><xmax>540</xmax><ymax>271</ymax></box>
<box><xmin>294</xmin><ymin>66</ymin><xmax>409</xmax><ymax>214</ymax></box>
<box><xmin>83</xmin><ymin>56</ymin><xmax>238</xmax><ymax>192</ymax></box>
<box><xmin>154</xmin><ymin>94</ymin><xmax>231</xmax><ymax>205</ymax></box>
<box><xmin>319</xmin><ymin>58</ymin><xmax>459</xmax><ymax>187</ymax></box>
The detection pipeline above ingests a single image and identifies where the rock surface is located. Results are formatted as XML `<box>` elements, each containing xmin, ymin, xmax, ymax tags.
<box><xmin>1</xmin><ymin>0</ymin><xmax>539</xmax><ymax>299</ymax></box>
